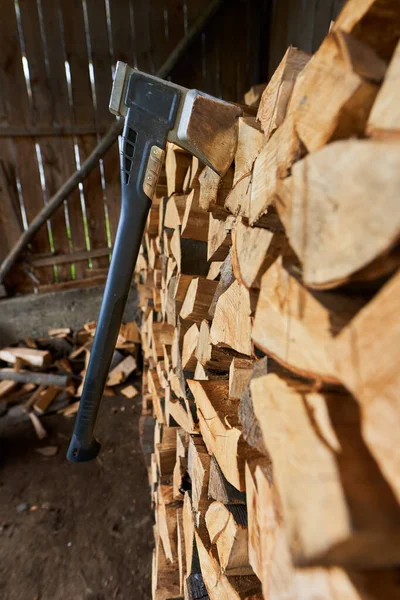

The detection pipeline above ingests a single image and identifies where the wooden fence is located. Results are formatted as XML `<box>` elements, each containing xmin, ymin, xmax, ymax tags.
<box><xmin>0</xmin><ymin>0</ymin><xmax>343</xmax><ymax>295</ymax></box>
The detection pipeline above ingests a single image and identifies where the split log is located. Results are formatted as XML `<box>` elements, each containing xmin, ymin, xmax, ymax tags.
<box><xmin>164</xmin><ymin>193</ymin><xmax>188</xmax><ymax>229</ymax></box>
<box><xmin>181</xmin><ymin>189</ymin><xmax>209</xmax><ymax>242</ymax></box>
<box><xmin>208</xmin><ymin>455</ymin><xmax>246</xmax><ymax>505</ymax></box>
<box><xmin>182</xmin><ymin>323</ymin><xmax>200</xmax><ymax>371</ymax></box>
<box><xmin>208</xmin><ymin>251</ymin><xmax>234</xmax><ymax>318</ymax></box>
<box><xmin>195</xmin><ymin>320</ymin><xmax>238</xmax><ymax>372</ymax></box>
<box><xmin>291</xmin><ymin>30</ymin><xmax>386</xmax><ymax>152</ymax></box>
<box><xmin>207</xmin><ymin>213</ymin><xmax>234</xmax><ymax>262</ymax></box>
<box><xmin>106</xmin><ymin>354</ymin><xmax>137</xmax><ymax>386</ymax></box>
<box><xmin>210</xmin><ymin>280</ymin><xmax>257</xmax><ymax>357</ymax></box>
<box><xmin>233</xmin><ymin>118</ymin><xmax>263</xmax><ymax>185</ymax></box>
<box><xmin>198</xmin><ymin>166</ymin><xmax>233</xmax><ymax>217</ymax></box>
<box><xmin>252</xmin><ymin>257</ymin><xmax>364</xmax><ymax>381</ymax></box>
<box><xmin>249</xmin><ymin>114</ymin><xmax>301</xmax><ymax>227</ymax></box>
<box><xmin>335</xmin><ymin>269</ymin><xmax>400</xmax><ymax>504</ymax></box>
<box><xmin>249</xmin><ymin>372</ymin><xmax>400</xmax><ymax>567</ymax></box>
<box><xmin>166</xmin><ymin>143</ymin><xmax>192</xmax><ymax>196</ymax></box>
<box><xmin>257</xmin><ymin>46</ymin><xmax>310</xmax><ymax>140</ymax></box>
<box><xmin>180</xmin><ymin>278</ymin><xmax>219</xmax><ymax>322</ymax></box>
<box><xmin>231</xmin><ymin>217</ymin><xmax>284</xmax><ymax>289</ymax></box>
<box><xmin>244</xmin><ymin>83</ymin><xmax>266</xmax><ymax>107</ymax></box>
<box><xmin>33</xmin><ymin>386</ymin><xmax>60</xmax><ymax>414</ymax></box>
<box><xmin>278</xmin><ymin>140</ymin><xmax>400</xmax><ymax>289</ymax></box>
<box><xmin>367</xmin><ymin>39</ymin><xmax>400</xmax><ymax>137</ymax></box>
<box><xmin>194</xmin><ymin>526</ymin><xmax>262</xmax><ymax>600</ymax></box>
<box><xmin>189</xmin><ymin>156</ymin><xmax>204</xmax><ymax>189</ymax></box>
<box><xmin>188</xmin><ymin>436</ymin><xmax>211</xmax><ymax>511</ymax></box>
<box><xmin>205</xmin><ymin>502</ymin><xmax>253</xmax><ymax>575</ymax></box>
<box><xmin>334</xmin><ymin>0</ymin><xmax>400</xmax><ymax>61</ymax></box>
<box><xmin>187</xmin><ymin>379</ymin><xmax>256</xmax><ymax>491</ymax></box>
<box><xmin>229</xmin><ymin>358</ymin><xmax>254</xmax><ymax>399</ymax></box>
<box><xmin>0</xmin><ymin>347</ymin><xmax>51</xmax><ymax>368</ymax></box>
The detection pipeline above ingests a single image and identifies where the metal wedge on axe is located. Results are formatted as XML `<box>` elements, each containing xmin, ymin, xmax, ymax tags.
<box><xmin>67</xmin><ymin>62</ymin><xmax>242</xmax><ymax>462</ymax></box>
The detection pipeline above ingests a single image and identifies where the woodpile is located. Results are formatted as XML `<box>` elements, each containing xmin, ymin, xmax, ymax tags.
<box><xmin>137</xmin><ymin>2</ymin><xmax>400</xmax><ymax>598</ymax></box>
<box><xmin>0</xmin><ymin>321</ymin><xmax>140</xmax><ymax>438</ymax></box>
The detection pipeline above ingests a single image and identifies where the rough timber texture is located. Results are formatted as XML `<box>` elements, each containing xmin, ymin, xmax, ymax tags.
<box><xmin>135</xmin><ymin>5</ymin><xmax>400</xmax><ymax>597</ymax></box>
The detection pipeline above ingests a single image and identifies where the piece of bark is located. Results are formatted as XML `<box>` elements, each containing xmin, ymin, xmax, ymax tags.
<box><xmin>233</xmin><ymin>118</ymin><xmax>263</xmax><ymax>185</ymax></box>
<box><xmin>210</xmin><ymin>280</ymin><xmax>257</xmax><ymax>357</ymax></box>
<box><xmin>249</xmin><ymin>372</ymin><xmax>400</xmax><ymax>567</ymax></box>
<box><xmin>334</xmin><ymin>0</ymin><xmax>400</xmax><ymax>61</ymax></box>
<box><xmin>181</xmin><ymin>189</ymin><xmax>209</xmax><ymax>242</ymax></box>
<box><xmin>208</xmin><ymin>455</ymin><xmax>246</xmax><ymax>505</ymax></box>
<box><xmin>257</xmin><ymin>46</ymin><xmax>310</xmax><ymax>140</ymax></box>
<box><xmin>291</xmin><ymin>30</ymin><xmax>386</xmax><ymax>153</ymax></box>
<box><xmin>180</xmin><ymin>278</ymin><xmax>218</xmax><ymax>322</ymax></box>
<box><xmin>106</xmin><ymin>355</ymin><xmax>137</xmax><ymax>386</ymax></box>
<box><xmin>185</xmin><ymin>572</ymin><xmax>210</xmax><ymax>600</ymax></box>
<box><xmin>0</xmin><ymin>347</ymin><xmax>51</xmax><ymax>368</ymax></box>
<box><xmin>249</xmin><ymin>114</ymin><xmax>302</xmax><ymax>227</ymax></box>
<box><xmin>335</xmin><ymin>269</ymin><xmax>400</xmax><ymax>504</ymax></box>
<box><xmin>278</xmin><ymin>140</ymin><xmax>400</xmax><ymax>289</ymax></box>
<box><xmin>367</xmin><ymin>39</ymin><xmax>400</xmax><ymax>137</ymax></box>
<box><xmin>252</xmin><ymin>257</ymin><xmax>364</xmax><ymax>382</ymax></box>
<box><xmin>231</xmin><ymin>218</ymin><xmax>284</xmax><ymax>289</ymax></box>
<box><xmin>205</xmin><ymin>502</ymin><xmax>253</xmax><ymax>576</ymax></box>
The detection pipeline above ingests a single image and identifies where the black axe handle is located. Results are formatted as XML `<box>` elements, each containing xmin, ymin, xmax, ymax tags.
<box><xmin>67</xmin><ymin>73</ymin><xmax>181</xmax><ymax>462</ymax></box>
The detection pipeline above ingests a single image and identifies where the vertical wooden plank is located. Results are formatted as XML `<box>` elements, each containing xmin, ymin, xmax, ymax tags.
<box><xmin>150</xmin><ymin>0</ymin><xmax>169</xmax><ymax>74</ymax></box>
<box><xmin>0</xmin><ymin>140</ymin><xmax>23</xmax><ymax>263</ymax></box>
<box><xmin>219</xmin><ymin>0</ymin><xmax>239</xmax><ymax>101</ymax></box>
<box><xmin>59</xmin><ymin>0</ymin><xmax>108</xmax><ymax>271</ymax></box>
<box><xmin>134</xmin><ymin>1</ymin><xmax>154</xmax><ymax>73</ymax></box>
<box><xmin>268</xmin><ymin>0</ymin><xmax>291</xmax><ymax>75</ymax></box>
<box><xmin>0</xmin><ymin>0</ymin><xmax>32</xmax><ymax>291</ymax></box>
<box><xmin>18</xmin><ymin>0</ymin><xmax>73</xmax><ymax>282</ymax></box>
<box><xmin>0</xmin><ymin>0</ymin><xmax>30</xmax><ymax>127</ymax></box>
<box><xmin>109</xmin><ymin>0</ymin><xmax>135</xmax><ymax>66</ymax></box>
<box><xmin>165</xmin><ymin>0</ymin><xmax>185</xmax><ymax>57</ymax></box>
<box><xmin>39</xmin><ymin>0</ymin><xmax>88</xmax><ymax>280</ymax></box>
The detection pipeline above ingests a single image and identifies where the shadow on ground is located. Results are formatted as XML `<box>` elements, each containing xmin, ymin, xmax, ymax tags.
<box><xmin>0</xmin><ymin>387</ymin><xmax>153</xmax><ymax>600</ymax></box>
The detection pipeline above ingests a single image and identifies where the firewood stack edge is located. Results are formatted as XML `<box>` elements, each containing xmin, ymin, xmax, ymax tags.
<box><xmin>136</xmin><ymin>3</ymin><xmax>400</xmax><ymax>599</ymax></box>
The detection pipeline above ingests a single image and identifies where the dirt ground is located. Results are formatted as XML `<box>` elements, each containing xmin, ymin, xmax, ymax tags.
<box><xmin>0</xmin><ymin>385</ymin><xmax>153</xmax><ymax>600</ymax></box>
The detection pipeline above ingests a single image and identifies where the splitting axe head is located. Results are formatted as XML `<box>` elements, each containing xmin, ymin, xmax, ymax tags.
<box><xmin>67</xmin><ymin>63</ymin><xmax>241</xmax><ymax>463</ymax></box>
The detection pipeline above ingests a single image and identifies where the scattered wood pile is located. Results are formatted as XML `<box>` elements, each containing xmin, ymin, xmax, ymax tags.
<box><xmin>137</xmin><ymin>2</ymin><xmax>400</xmax><ymax>598</ymax></box>
<box><xmin>0</xmin><ymin>321</ymin><xmax>140</xmax><ymax>438</ymax></box>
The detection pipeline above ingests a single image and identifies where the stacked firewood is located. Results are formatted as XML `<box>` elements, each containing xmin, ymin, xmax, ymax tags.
<box><xmin>137</xmin><ymin>2</ymin><xmax>400</xmax><ymax>598</ymax></box>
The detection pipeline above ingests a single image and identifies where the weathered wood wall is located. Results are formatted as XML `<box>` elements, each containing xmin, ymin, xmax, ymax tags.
<box><xmin>0</xmin><ymin>0</ymin><xmax>343</xmax><ymax>295</ymax></box>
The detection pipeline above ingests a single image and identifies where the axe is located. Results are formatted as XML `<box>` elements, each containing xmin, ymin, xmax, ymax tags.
<box><xmin>67</xmin><ymin>62</ymin><xmax>241</xmax><ymax>462</ymax></box>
